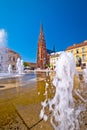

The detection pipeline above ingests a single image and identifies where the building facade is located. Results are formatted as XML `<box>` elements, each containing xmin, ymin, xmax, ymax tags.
<box><xmin>50</xmin><ymin>52</ymin><xmax>63</xmax><ymax>69</ymax></box>
<box><xmin>0</xmin><ymin>47</ymin><xmax>21</xmax><ymax>72</ymax></box>
<box><xmin>66</xmin><ymin>40</ymin><xmax>87</xmax><ymax>67</ymax></box>
<box><xmin>8</xmin><ymin>49</ymin><xmax>21</xmax><ymax>70</ymax></box>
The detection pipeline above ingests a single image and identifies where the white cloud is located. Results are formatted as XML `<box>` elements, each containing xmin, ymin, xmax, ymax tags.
<box><xmin>0</xmin><ymin>29</ymin><xmax>7</xmax><ymax>47</ymax></box>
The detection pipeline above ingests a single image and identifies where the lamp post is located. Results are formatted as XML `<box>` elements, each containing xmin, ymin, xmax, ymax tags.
<box><xmin>44</xmin><ymin>57</ymin><xmax>46</xmax><ymax>69</ymax></box>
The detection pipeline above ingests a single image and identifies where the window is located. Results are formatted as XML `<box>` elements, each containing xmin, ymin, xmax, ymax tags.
<box><xmin>76</xmin><ymin>49</ymin><xmax>79</xmax><ymax>53</ymax></box>
<box><xmin>82</xmin><ymin>48</ymin><xmax>85</xmax><ymax>53</ymax></box>
<box><xmin>82</xmin><ymin>55</ymin><xmax>86</xmax><ymax>61</ymax></box>
<box><xmin>11</xmin><ymin>57</ymin><xmax>13</xmax><ymax>61</ymax></box>
<box><xmin>71</xmin><ymin>50</ymin><xmax>73</xmax><ymax>53</ymax></box>
<box><xmin>76</xmin><ymin>56</ymin><xmax>82</xmax><ymax>66</ymax></box>
<box><xmin>13</xmin><ymin>57</ymin><xmax>15</xmax><ymax>61</ymax></box>
<box><xmin>76</xmin><ymin>55</ymin><xmax>79</xmax><ymax>60</ymax></box>
<box><xmin>12</xmin><ymin>65</ymin><xmax>15</xmax><ymax>70</ymax></box>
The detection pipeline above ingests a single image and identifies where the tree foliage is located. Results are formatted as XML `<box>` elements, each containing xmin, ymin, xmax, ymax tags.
<box><xmin>23</xmin><ymin>62</ymin><xmax>30</xmax><ymax>67</ymax></box>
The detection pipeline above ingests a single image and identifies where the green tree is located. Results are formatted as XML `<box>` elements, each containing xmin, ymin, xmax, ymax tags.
<box><xmin>23</xmin><ymin>62</ymin><xmax>30</xmax><ymax>67</ymax></box>
<box><xmin>46</xmin><ymin>64</ymin><xmax>50</xmax><ymax>68</ymax></box>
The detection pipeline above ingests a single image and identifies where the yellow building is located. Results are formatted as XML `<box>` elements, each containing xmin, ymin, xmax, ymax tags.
<box><xmin>50</xmin><ymin>52</ymin><xmax>63</xmax><ymax>69</ymax></box>
<box><xmin>66</xmin><ymin>40</ymin><xmax>87</xmax><ymax>68</ymax></box>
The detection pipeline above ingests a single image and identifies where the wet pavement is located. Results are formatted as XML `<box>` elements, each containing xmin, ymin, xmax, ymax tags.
<box><xmin>0</xmin><ymin>71</ymin><xmax>87</xmax><ymax>130</ymax></box>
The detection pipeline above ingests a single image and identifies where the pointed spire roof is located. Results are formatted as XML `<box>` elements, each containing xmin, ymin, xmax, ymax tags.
<box><xmin>40</xmin><ymin>23</ymin><xmax>43</xmax><ymax>33</ymax></box>
<box><xmin>39</xmin><ymin>23</ymin><xmax>45</xmax><ymax>43</ymax></box>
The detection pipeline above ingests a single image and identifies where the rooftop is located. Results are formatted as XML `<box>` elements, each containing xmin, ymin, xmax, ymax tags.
<box><xmin>66</xmin><ymin>40</ymin><xmax>87</xmax><ymax>50</ymax></box>
<box><xmin>50</xmin><ymin>51</ymin><xmax>64</xmax><ymax>55</ymax></box>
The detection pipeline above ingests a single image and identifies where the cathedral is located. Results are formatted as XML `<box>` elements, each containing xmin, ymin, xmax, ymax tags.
<box><xmin>37</xmin><ymin>24</ymin><xmax>54</xmax><ymax>69</ymax></box>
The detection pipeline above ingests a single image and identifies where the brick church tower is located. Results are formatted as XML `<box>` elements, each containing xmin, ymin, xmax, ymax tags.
<box><xmin>37</xmin><ymin>24</ymin><xmax>47</xmax><ymax>69</ymax></box>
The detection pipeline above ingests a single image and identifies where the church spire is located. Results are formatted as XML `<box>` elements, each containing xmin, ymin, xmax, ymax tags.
<box><xmin>39</xmin><ymin>23</ymin><xmax>45</xmax><ymax>43</ymax></box>
<box><xmin>40</xmin><ymin>23</ymin><xmax>43</xmax><ymax>33</ymax></box>
<box><xmin>37</xmin><ymin>24</ymin><xmax>47</xmax><ymax>69</ymax></box>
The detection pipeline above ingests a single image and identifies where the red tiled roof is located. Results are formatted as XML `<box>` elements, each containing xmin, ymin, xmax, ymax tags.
<box><xmin>8</xmin><ymin>49</ymin><xmax>16</xmax><ymax>53</ymax></box>
<box><xmin>8</xmin><ymin>49</ymin><xmax>20</xmax><ymax>55</ymax></box>
<box><xmin>0</xmin><ymin>47</ymin><xmax>21</xmax><ymax>56</ymax></box>
<box><xmin>66</xmin><ymin>41</ymin><xmax>87</xmax><ymax>50</ymax></box>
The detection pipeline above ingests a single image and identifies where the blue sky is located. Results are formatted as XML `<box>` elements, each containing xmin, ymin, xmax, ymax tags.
<box><xmin>0</xmin><ymin>0</ymin><xmax>87</xmax><ymax>62</ymax></box>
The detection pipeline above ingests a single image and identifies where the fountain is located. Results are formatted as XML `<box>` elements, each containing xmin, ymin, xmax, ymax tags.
<box><xmin>0</xmin><ymin>29</ymin><xmax>8</xmax><ymax>73</ymax></box>
<box><xmin>8</xmin><ymin>64</ymin><xmax>12</xmax><ymax>74</ymax></box>
<box><xmin>83</xmin><ymin>66</ymin><xmax>87</xmax><ymax>84</ymax></box>
<box><xmin>16</xmin><ymin>58</ymin><xmax>24</xmax><ymax>74</ymax></box>
<box><xmin>0</xmin><ymin>29</ymin><xmax>24</xmax><ymax>79</ymax></box>
<box><xmin>40</xmin><ymin>52</ymin><xmax>86</xmax><ymax>130</ymax></box>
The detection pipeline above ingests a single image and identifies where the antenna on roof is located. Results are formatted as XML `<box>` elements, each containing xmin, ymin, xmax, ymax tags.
<box><xmin>53</xmin><ymin>45</ymin><xmax>55</xmax><ymax>52</ymax></box>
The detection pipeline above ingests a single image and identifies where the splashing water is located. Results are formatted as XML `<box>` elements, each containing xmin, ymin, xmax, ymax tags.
<box><xmin>0</xmin><ymin>29</ymin><xmax>8</xmax><ymax>72</ymax></box>
<box><xmin>40</xmin><ymin>52</ymin><xmax>82</xmax><ymax>130</ymax></box>
<box><xmin>16</xmin><ymin>58</ymin><xmax>24</xmax><ymax>74</ymax></box>
<box><xmin>8</xmin><ymin>64</ymin><xmax>12</xmax><ymax>74</ymax></box>
<box><xmin>83</xmin><ymin>66</ymin><xmax>87</xmax><ymax>84</ymax></box>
